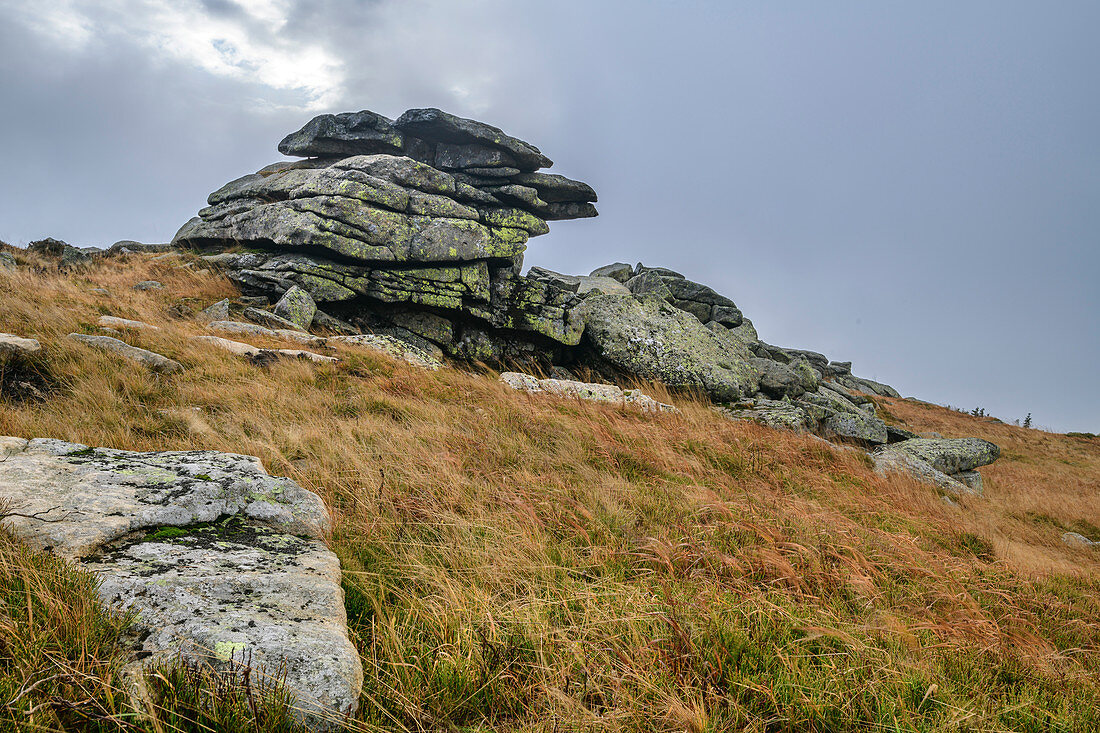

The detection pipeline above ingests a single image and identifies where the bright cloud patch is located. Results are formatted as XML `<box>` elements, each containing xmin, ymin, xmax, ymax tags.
<box><xmin>6</xmin><ymin>0</ymin><xmax>344</xmax><ymax>109</ymax></box>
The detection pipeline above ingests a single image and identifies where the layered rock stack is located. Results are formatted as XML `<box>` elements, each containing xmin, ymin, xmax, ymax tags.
<box><xmin>174</xmin><ymin>108</ymin><xmax>597</xmax><ymax>361</ymax></box>
<box><xmin>173</xmin><ymin>107</ymin><xmax>903</xmax><ymax>445</ymax></box>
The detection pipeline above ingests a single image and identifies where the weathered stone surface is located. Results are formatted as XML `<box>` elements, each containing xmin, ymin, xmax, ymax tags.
<box><xmin>752</xmin><ymin>358</ymin><xmax>807</xmax><ymax>400</ymax></box>
<box><xmin>394</xmin><ymin>107</ymin><xmax>552</xmax><ymax>171</ymax></box>
<box><xmin>245</xmin><ymin>307</ymin><xmax>311</xmax><ymax>332</ymax></box>
<box><xmin>589</xmin><ymin>263</ymin><xmax>633</xmax><ymax>282</ymax></box>
<box><xmin>886</xmin><ymin>424</ymin><xmax>920</xmax><ymax>443</ymax></box>
<box><xmin>0</xmin><ymin>251</ymin><xmax>16</xmax><ymax>269</ymax></box>
<box><xmin>208</xmin><ymin>321</ymin><xmax>327</xmax><ymax>348</ymax></box>
<box><xmin>68</xmin><ymin>333</ymin><xmax>182</xmax><ymax>374</ymax></box>
<box><xmin>954</xmin><ymin>470</ymin><xmax>984</xmax><ymax>493</ymax></box>
<box><xmin>197</xmin><ymin>299</ymin><xmax>231</xmax><ymax>322</ymax></box>
<box><xmin>27</xmin><ymin>238</ymin><xmax>98</xmax><ymax>266</ymax></box>
<box><xmin>714</xmin><ymin>400</ymin><xmax>813</xmax><ymax>432</ymax></box>
<box><xmin>97</xmin><ymin>316</ymin><xmax>158</xmax><ymax>331</ymax></box>
<box><xmin>528</xmin><ymin>267</ymin><xmax>631</xmax><ymax>296</ymax></box>
<box><xmin>132</xmin><ymin>280</ymin><xmax>164</xmax><ymax>291</ymax></box>
<box><xmin>0</xmin><ymin>333</ymin><xmax>41</xmax><ymax>357</ymax></box>
<box><xmin>500</xmin><ymin>372</ymin><xmax>675</xmax><ymax>413</ymax></box>
<box><xmin>274</xmin><ymin>285</ymin><xmax>317</xmax><ymax>330</ymax></box>
<box><xmin>0</xmin><ymin>438</ymin><xmax>361</xmax><ymax>723</ymax></box>
<box><xmin>823</xmin><ymin>412</ymin><xmax>888</xmax><ymax>445</ymax></box>
<box><xmin>1063</xmin><ymin>532</ymin><xmax>1099</xmax><ymax>548</ymax></box>
<box><xmin>513</xmin><ymin>172</ymin><xmax>597</xmax><ymax>203</ymax></box>
<box><xmin>888</xmin><ymin>438</ymin><xmax>1001</xmax><ymax>475</ymax></box>
<box><xmin>278</xmin><ymin>109</ymin><xmax>404</xmax><ymax>158</ymax></box>
<box><xmin>330</xmin><ymin>334</ymin><xmax>441</xmax><ymax>370</ymax></box>
<box><xmin>872</xmin><ymin>448</ymin><xmax>974</xmax><ymax>496</ymax></box>
<box><xmin>576</xmin><ymin>294</ymin><xmax>756</xmax><ymax>402</ymax></box>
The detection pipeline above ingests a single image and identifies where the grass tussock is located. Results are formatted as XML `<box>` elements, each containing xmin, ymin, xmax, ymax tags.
<box><xmin>0</xmin><ymin>254</ymin><xmax>1098</xmax><ymax>731</ymax></box>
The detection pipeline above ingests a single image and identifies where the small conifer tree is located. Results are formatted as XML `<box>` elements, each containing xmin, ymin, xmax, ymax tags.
<box><xmin>1023</xmin><ymin>413</ymin><xmax>1032</xmax><ymax>429</ymax></box>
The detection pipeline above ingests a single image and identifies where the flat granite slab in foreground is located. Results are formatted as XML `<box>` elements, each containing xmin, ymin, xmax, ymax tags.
<box><xmin>0</xmin><ymin>436</ymin><xmax>362</xmax><ymax>727</ymax></box>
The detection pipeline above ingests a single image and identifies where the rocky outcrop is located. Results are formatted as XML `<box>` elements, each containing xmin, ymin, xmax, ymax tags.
<box><xmin>174</xmin><ymin>107</ymin><xmax>596</xmax><ymax>362</ymax></box>
<box><xmin>0</xmin><ymin>437</ymin><xmax>362</xmax><ymax>725</ymax></box>
<box><xmin>172</xmin><ymin>107</ymin><xmax>903</xmax><ymax>445</ymax></box>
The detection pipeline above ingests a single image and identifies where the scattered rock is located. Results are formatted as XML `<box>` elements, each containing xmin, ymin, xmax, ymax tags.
<box><xmin>0</xmin><ymin>333</ymin><xmax>41</xmax><ymax>357</ymax></box>
<box><xmin>207</xmin><ymin>321</ymin><xmax>327</xmax><ymax>348</ymax></box>
<box><xmin>97</xmin><ymin>316</ymin><xmax>159</xmax><ymax>331</ymax></box>
<box><xmin>0</xmin><ymin>437</ymin><xmax>362</xmax><ymax>723</ymax></box>
<box><xmin>589</xmin><ymin>262</ymin><xmax>633</xmax><ymax>282</ymax></box>
<box><xmin>133</xmin><ymin>280</ymin><xmax>164</xmax><ymax>291</ymax></box>
<box><xmin>330</xmin><ymin>334</ymin><xmax>441</xmax><ymax>370</ymax></box>
<box><xmin>197</xmin><ymin>299</ymin><xmax>231</xmax><ymax>322</ymax></box>
<box><xmin>1062</xmin><ymin>532</ymin><xmax>1099</xmax><ymax>549</ymax></box>
<box><xmin>273</xmin><ymin>286</ymin><xmax>317</xmax><ymax>330</ymax></box>
<box><xmin>0</xmin><ymin>252</ymin><xmax>16</xmax><ymax>269</ymax></box>
<box><xmin>194</xmin><ymin>335</ymin><xmax>337</xmax><ymax>364</ymax></box>
<box><xmin>27</xmin><ymin>238</ymin><xmax>100</xmax><ymax>267</ymax></box>
<box><xmin>501</xmin><ymin>372</ymin><xmax>675</xmax><ymax>412</ymax></box>
<box><xmin>244</xmin><ymin>307</ymin><xmax>308</xmax><ymax>332</ymax></box>
<box><xmin>68</xmin><ymin>333</ymin><xmax>182</xmax><ymax>374</ymax></box>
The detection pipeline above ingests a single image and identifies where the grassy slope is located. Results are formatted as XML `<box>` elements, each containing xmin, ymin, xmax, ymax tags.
<box><xmin>0</xmin><ymin>249</ymin><xmax>1097</xmax><ymax>732</ymax></box>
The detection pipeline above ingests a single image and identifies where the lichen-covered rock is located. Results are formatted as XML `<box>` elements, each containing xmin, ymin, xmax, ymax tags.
<box><xmin>330</xmin><ymin>333</ymin><xmax>442</xmax><ymax>370</ymax></box>
<box><xmin>197</xmin><ymin>298</ymin><xmax>231</xmax><ymax>322</ymax></box>
<box><xmin>589</xmin><ymin>262</ymin><xmax>633</xmax><ymax>282</ymax></box>
<box><xmin>823</xmin><ymin>412</ymin><xmax>888</xmax><ymax>445</ymax></box>
<box><xmin>871</xmin><ymin>448</ymin><xmax>975</xmax><ymax>496</ymax></box>
<box><xmin>274</xmin><ymin>285</ymin><xmax>317</xmax><ymax>330</ymax></box>
<box><xmin>500</xmin><ymin>372</ymin><xmax>675</xmax><ymax>413</ymax></box>
<box><xmin>714</xmin><ymin>399</ymin><xmax>814</xmax><ymax>431</ymax></box>
<box><xmin>887</xmin><ymin>438</ymin><xmax>1001</xmax><ymax>475</ymax></box>
<box><xmin>0</xmin><ymin>438</ymin><xmax>361</xmax><ymax>724</ymax></box>
<box><xmin>576</xmin><ymin>294</ymin><xmax>757</xmax><ymax>402</ymax></box>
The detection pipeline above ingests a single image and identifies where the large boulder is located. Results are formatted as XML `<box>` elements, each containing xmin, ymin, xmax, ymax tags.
<box><xmin>575</xmin><ymin>294</ymin><xmax>757</xmax><ymax>402</ymax></box>
<box><xmin>0</xmin><ymin>437</ymin><xmax>362</xmax><ymax>724</ymax></box>
<box><xmin>887</xmin><ymin>437</ymin><xmax>1001</xmax><ymax>475</ymax></box>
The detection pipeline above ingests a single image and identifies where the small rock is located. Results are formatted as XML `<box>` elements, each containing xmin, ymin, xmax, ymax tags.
<box><xmin>90</xmin><ymin>288</ymin><xmax>110</xmax><ymax>296</ymax></box>
<box><xmin>197</xmin><ymin>299</ymin><xmax>231</xmax><ymax>322</ymax></box>
<box><xmin>1062</xmin><ymin>532</ymin><xmax>1099</xmax><ymax>548</ymax></box>
<box><xmin>872</xmin><ymin>448</ymin><xmax>975</xmax><ymax>496</ymax></box>
<box><xmin>954</xmin><ymin>470</ymin><xmax>984</xmax><ymax>493</ymax></box>
<box><xmin>824</xmin><ymin>412</ymin><xmax>889</xmax><ymax>445</ymax></box>
<box><xmin>97</xmin><ymin>316</ymin><xmax>159</xmax><ymax>331</ymax></box>
<box><xmin>245</xmin><ymin>307</ymin><xmax>307</xmax><ymax>333</ymax></box>
<box><xmin>273</xmin><ymin>286</ymin><xmax>317</xmax><ymax>330</ymax></box>
<box><xmin>589</xmin><ymin>263</ymin><xmax>633</xmax><ymax>282</ymax></box>
<box><xmin>330</xmin><ymin>334</ymin><xmax>441</xmax><ymax>370</ymax></box>
<box><xmin>68</xmin><ymin>333</ymin><xmax>182</xmax><ymax>374</ymax></box>
<box><xmin>207</xmin><ymin>321</ymin><xmax>327</xmax><ymax>348</ymax></box>
<box><xmin>500</xmin><ymin>372</ymin><xmax>676</xmax><ymax>413</ymax></box>
<box><xmin>0</xmin><ymin>333</ymin><xmax>42</xmax><ymax>357</ymax></box>
<box><xmin>132</xmin><ymin>280</ymin><xmax>164</xmax><ymax>291</ymax></box>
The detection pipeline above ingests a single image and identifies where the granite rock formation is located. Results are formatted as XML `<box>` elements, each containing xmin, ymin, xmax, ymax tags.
<box><xmin>173</xmin><ymin>107</ymin><xmax>903</xmax><ymax>444</ymax></box>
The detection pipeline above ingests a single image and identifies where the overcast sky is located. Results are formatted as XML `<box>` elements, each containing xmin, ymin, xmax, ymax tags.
<box><xmin>1</xmin><ymin>1</ymin><xmax>1096</xmax><ymax>432</ymax></box>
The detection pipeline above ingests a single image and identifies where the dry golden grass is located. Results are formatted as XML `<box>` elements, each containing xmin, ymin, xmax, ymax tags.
<box><xmin>1</xmin><ymin>249</ymin><xmax>1098</xmax><ymax>731</ymax></box>
<box><xmin>875</xmin><ymin>396</ymin><xmax>1100</xmax><ymax>576</ymax></box>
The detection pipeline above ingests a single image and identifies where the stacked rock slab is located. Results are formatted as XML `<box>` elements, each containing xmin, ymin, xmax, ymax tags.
<box><xmin>173</xmin><ymin>108</ymin><xmax>598</xmax><ymax>362</ymax></box>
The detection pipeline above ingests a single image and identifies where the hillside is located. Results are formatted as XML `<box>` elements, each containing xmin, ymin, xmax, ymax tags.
<box><xmin>1</xmin><ymin>246</ymin><xmax>1098</xmax><ymax>731</ymax></box>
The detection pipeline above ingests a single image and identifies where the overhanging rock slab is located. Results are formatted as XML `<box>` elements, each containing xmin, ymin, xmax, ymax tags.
<box><xmin>0</xmin><ymin>437</ymin><xmax>362</xmax><ymax>726</ymax></box>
